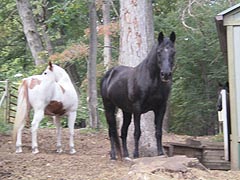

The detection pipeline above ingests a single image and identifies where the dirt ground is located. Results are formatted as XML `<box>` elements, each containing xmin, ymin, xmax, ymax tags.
<box><xmin>0</xmin><ymin>128</ymin><xmax>240</xmax><ymax>180</ymax></box>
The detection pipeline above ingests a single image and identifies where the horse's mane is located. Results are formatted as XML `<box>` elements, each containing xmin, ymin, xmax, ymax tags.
<box><xmin>52</xmin><ymin>64</ymin><xmax>72</xmax><ymax>83</ymax></box>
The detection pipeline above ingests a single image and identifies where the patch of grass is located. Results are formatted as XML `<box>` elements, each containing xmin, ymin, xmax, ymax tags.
<box><xmin>0</xmin><ymin>120</ymin><xmax>12</xmax><ymax>135</ymax></box>
<box><xmin>211</xmin><ymin>133</ymin><xmax>224</xmax><ymax>142</ymax></box>
<box><xmin>78</xmin><ymin>127</ymin><xmax>107</xmax><ymax>134</ymax></box>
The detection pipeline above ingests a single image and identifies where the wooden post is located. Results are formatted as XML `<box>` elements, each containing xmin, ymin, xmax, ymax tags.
<box><xmin>220</xmin><ymin>89</ymin><xmax>229</xmax><ymax>161</ymax></box>
<box><xmin>227</xmin><ymin>25</ymin><xmax>240</xmax><ymax>170</ymax></box>
<box><xmin>5</xmin><ymin>80</ymin><xmax>9</xmax><ymax>123</ymax></box>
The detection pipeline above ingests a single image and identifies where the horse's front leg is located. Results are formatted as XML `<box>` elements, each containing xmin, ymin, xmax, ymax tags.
<box><xmin>154</xmin><ymin>107</ymin><xmax>166</xmax><ymax>156</ymax></box>
<box><xmin>31</xmin><ymin>110</ymin><xmax>44</xmax><ymax>154</ymax></box>
<box><xmin>53</xmin><ymin>116</ymin><xmax>63</xmax><ymax>153</ymax></box>
<box><xmin>121</xmin><ymin>111</ymin><xmax>132</xmax><ymax>158</ymax></box>
<box><xmin>68</xmin><ymin>111</ymin><xmax>77</xmax><ymax>154</ymax></box>
<box><xmin>133</xmin><ymin>113</ymin><xmax>141</xmax><ymax>158</ymax></box>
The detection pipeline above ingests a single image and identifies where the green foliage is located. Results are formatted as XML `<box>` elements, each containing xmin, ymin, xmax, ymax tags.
<box><xmin>0</xmin><ymin>121</ymin><xmax>12</xmax><ymax>134</ymax></box>
<box><xmin>211</xmin><ymin>133</ymin><xmax>224</xmax><ymax>142</ymax></box>
<box><xmin>0</xmin><ymin>109</ymin><xmax>12</xmax><ymax>134</ymax></box>
<box><xmin>44</xmin><ymin>0</ymin><xmax>89</xmax><ymax>51</ymax></box>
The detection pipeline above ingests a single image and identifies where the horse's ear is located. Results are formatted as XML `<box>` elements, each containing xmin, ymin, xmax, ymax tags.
<box><xmin>170</xmin><ymin>32</ymin><xmax>176</xmax><ymax>43</ymax></box>
<box><xmin>49</xmin><ymin>61</ymin><xmax>53</xmax><ymax>71</ymax></box>
<box><xmin>158</xmin><ymin>32</ymin><xmax>164</xmax><ymax>44</ymax></box>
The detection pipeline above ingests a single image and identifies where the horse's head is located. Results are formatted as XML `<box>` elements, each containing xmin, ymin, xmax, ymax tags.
<box><xmin>42</xmin><ymin>62</ymin><xmax>71</xmax><ymax>83</ymax></box>
<box><xmin>156</xmin><ymin>32</ymin><xmax>176</xmax><ymax>82</ymax></box>
<box><xmin>42</xmin><ymin>62</ymin><xmax>60</xmax><ymax>82</ymax></box>
<box><xmin>217</xmin><ymin>82</ymin><xmax>229</xmax><ymax>111</ymax></box>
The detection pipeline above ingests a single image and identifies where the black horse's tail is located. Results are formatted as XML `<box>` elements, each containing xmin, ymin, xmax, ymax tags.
<box><xmin>100</xmin><ymin>68</ymin><xmax>122</xmax><ymax>160</ymax></box>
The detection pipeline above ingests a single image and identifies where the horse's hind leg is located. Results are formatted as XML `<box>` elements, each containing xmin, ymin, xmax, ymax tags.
<box><xmin>16</xmin><ymin>123</ymin><xmax>25</xmax><ymax>153</ymax></box>
<box><xmin>53</xmin><ymin>116</ymin><xmax>63</xmax><ymax>153</ymax></box>
<box><xmin>105</xmin><ymin>105</ymin><xmax>121</xmax><ymax>160</ymax></box>
<box><xmin>68</xmin><ymin>111</ymin><xmax>77</xmax><ymax>154</ymax></box>
<box><xmin>121</xmin><ymin>111</ymin><xmax>132</xmax><ymax>157</ymax></box>
<box><xmin>31</xmin><ymin>110</ymin><xmax>44</xmax><ymax>154</ymax></box>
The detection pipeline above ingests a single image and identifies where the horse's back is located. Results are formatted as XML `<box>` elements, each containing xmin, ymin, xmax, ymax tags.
<box><xmin>101</xmin><ymin>66</ymin><xmax>135</xmax><ymax>111</ymax></box>
<box><xmin>25</xmin><ymin>75</ymin><xmax>56</xmax><ymax>108</ymax></box>
<box><xmin>101</xmin><ymin>65</ymin><xmax>133</xmax><ymax>94</ymax></box>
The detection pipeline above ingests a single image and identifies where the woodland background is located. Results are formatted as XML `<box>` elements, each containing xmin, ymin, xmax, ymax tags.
<box><xmin>0</xmin><ymin>0</ymin><xmax>238</xmax><ymax>136</ymax></box>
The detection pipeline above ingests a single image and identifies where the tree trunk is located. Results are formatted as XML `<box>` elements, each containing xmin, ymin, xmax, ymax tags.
<box><xmin>163</xmin><ymin>101</ymin><xmax>170</xmax><ymax>132</ymax></box>
<box><xmin>64</xmin><ymin>62</ymin><xmax>81</xmax><ymax>96</ymax></box>
<box><xmin>38</xmin><ymin>0</ymin><xmax>54</xmax><ymax>56</ymax></box>
<box><xmin>88</xmin><ymin>0</ymin><xmax>99</xmax><ymax>129</ymax></box>
<box><xmin>118</xmin><ymin>0</ymin><xmax>157</xmax><ymax>157</ymax></box>
<box><xmin>102</xmin><ymin>0</ymin><xmax>112</xmax><ymax>70</ymax></box>
<box><xmin>119</xmin><ymin>0</ymin><xmax>154</xmax><ymax>66</ymax></box>
<box><xmin>16</xmin><ymin>0</ymin><xmax>45</xmax><ymax>65</ymax></box>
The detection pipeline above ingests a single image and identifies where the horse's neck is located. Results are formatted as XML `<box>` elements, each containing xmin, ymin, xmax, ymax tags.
<box><xmin>54</xmin><ymin>68</ymin><xmax>72</xmax><ymax>85</ymax></box>
<box><xmin>137</xmin><ymin>46</ymin><xmax>160</xmax><ymax>80</ymax></box>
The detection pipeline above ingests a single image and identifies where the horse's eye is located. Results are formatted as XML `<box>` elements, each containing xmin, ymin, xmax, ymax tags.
<box><xmin>44</xmin><ymin>72</ymin><xmax>47</xmax><ymax>75</ymax></box>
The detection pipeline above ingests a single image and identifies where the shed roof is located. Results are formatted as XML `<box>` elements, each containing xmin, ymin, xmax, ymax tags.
<box><xmin>215</xmin><ymin>3</ymin><xmax>240</xmax><ymax>62</ymax></box>
<box><xmin>217</xmin><ymin>3</ymin><xmax>240</xmax><ymax>17</ymax></box>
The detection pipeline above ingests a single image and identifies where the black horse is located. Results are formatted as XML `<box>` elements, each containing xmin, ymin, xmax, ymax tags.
<box><xmin>100</xmin><ymin>32</ymin><xmax>176</xmax><ymax>160</ymax></box>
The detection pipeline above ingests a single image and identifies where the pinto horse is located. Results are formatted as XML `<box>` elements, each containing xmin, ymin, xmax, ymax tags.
<box><xmin>100</xmin><ymin>32</ymin><xmax>176</xmax><ymax>160</ymax></box>
<box><xmin>13</xmin><ymin>62</ymin><xmax>78</xmax><ymax>154</ymax></box>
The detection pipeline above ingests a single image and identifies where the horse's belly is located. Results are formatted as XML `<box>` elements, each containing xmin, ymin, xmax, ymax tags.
<box><xmin>45</xmin><ymin>101</ymin><xmax>66</xmax><ymax>116</ymax></box>
<box><xmin>110</xmin><ymin>95</ymin><xmax>133</xmax><ymax>112</ymax></box>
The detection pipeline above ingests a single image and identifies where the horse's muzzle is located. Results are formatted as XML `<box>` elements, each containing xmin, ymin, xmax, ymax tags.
<box><xmin>160</xmin><ymin>71</ymin><xmax>172</xmax><ymax>82</ymax></box>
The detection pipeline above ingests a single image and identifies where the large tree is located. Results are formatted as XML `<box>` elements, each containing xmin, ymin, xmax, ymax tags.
<box><xmin>102</xmin><ymin>0</ymin><xmax>112</xmax><ymax>70</ymax></box>
<box><xmin>16</xmin><ymin>0</ymin><xmax>45</xmax><ymax>65</ymax></box>
<box><xmin>118</xmin><ymin>0</ymin><xmax>157</xmax><ymax>157</ymax></box>
<box><xmin>88</xmin><ymin>0</ymin><xmax>99</xmax><ymax>128</ymax></box>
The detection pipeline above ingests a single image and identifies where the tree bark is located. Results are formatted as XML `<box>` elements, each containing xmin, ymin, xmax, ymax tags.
<box><xmin>88</xmin><ymin>0</ymin><xmax>99</xmax><ymax>128</ymax></box>
<box><xmin>16</xmin><ymin>0</ymin><xmax>45</xmax><ymax>65</ymax></box>
<box><xmin>118</xmin><ymin>0</ymin><xmax>157</xmax><ymax>157</ymax></box>
<box><xmin>38</xmin><ymin>0</ymin><xmax>54</xmax><ymax>56</ymax></box>
<box><xmin>102</xmin><ymin>0</ymin><xmax>112</xmax><ymax>70</ymax></box>
<box><xmin>119</xmin><ymin>0</ymin><xmax>154</xmax><ymax>66</ymax></box>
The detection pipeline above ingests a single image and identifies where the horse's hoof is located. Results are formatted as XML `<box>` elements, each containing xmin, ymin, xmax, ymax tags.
<box><xmin>123</xmin><ymin>152</ymin><xmax>129</xmax><ymax>158</ymax></box>
<box><xmin>124</xmin><ymin>157</ymin><xmax>132</xmax><ymax>161</ymax></box>
<box><xmin>133</xmin><ymin>152</ymin><xmax>139</xmax><ymax>159</ymax></box>
<box><xmin>158</xmin><ymin>151</ymin><xmax>164</xmax><ymax>156</ymax></box>
<box><xmin>56</xmin><ymin>147</ymin><xmax>63</xmax><ymax>153</ymax></box>
<box><xmin>16</xmin><ymin>146</ymin><xmax>23</xmax><ymax>153</ymax></box>
<box><xmin>69</xmin><ymin>147</ymin><xmax>76</xmax><ymax>154</ymax></box>
<box><xmin>110</xmin><ymin>157</ymin><xmax>117</xmax><ymax>161</ymax></box>
<box><xmin>32</xmin><ymin>147</ymin><xmax>39</xmax><ymax>154</ymax></box>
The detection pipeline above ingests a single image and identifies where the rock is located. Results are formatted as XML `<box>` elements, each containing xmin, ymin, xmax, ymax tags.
<box><xmin>121</xmin><ymin>155</ymin><xmax>208</xmax><ymax>180</ymax></box>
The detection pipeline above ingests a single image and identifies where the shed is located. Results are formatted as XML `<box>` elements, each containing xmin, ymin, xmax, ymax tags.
<box><xmin>215</xmin><ymin>3</ymin><xmax>240</xmax><ymax>170</ymax></box>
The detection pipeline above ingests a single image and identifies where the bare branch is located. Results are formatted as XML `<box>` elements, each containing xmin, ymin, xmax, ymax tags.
<box><xmin>180</xmin><ymin>0</ymin><xmax>199</xmax><ymax>31</ymax></box>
